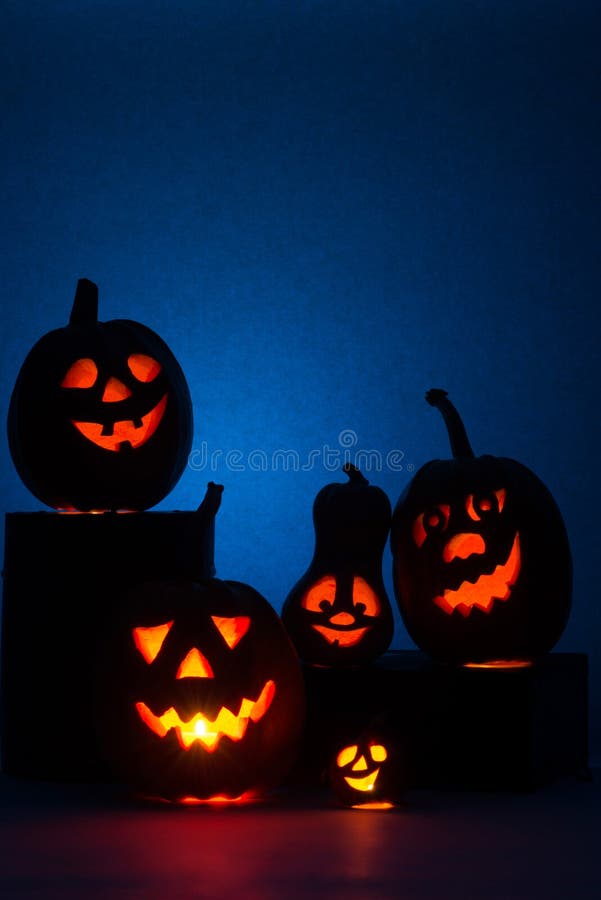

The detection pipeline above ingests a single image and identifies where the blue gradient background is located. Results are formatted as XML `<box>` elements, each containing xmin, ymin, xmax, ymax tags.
<box><xmin>2</xmin><ymin>1</ymin><xmax>600</xmax><ymax>758</ymax></box>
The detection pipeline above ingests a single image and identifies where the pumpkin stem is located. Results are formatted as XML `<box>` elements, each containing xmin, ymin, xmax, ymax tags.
<box><xmin>342</xmin><ymin>462</ymin><xmax>369</xmax><ymax>485</ymax></box>
<box><xmin>197</xmin><ymin>482</ymin><xmax>224</xmax><ymax>580</ymax></box>
<box><xmin>426</xmin><ymin>389</ymin><xmax>475</xmax><ymax>458</ymax></box>
<box><xmin>197</xmin><ymin>481</ymin><xmax>224</xmax><ymax>519</ymax></box>
<box><xmin>70</xmin><ymin>278</ymin><xmax>99</xmax><ymax>325</ymax></box>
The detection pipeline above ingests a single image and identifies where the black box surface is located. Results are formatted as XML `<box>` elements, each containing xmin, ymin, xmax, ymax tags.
<box><xmin>300</xmin><ymin>651</ymin><xmax>589</xmax><ymax>791</ymax></box>
<box><xmin>1</xmin><ymin>511</ymin><xmax>214</xmax><ymax>780</ymax></box>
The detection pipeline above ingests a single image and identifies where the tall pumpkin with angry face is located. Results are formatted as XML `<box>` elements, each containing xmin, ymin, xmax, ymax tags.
<box><xmin>390</xmin><ymin>390</ymin><xmax>572</xmax><ymax>666</ymax></box>
<box><xmin>8</xmin><ymin>278</ymin><xmax>193</xmax><ymax>511</ymax></box>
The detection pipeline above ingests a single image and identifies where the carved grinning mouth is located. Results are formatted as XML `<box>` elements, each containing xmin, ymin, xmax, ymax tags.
<box><xmin>312</xmin><ymin>624</ymin><xmax>370</xmax><ymax>647</ymax></box>
<box><xmin>433</xmin><ymin>533</ymin><xmax>521</xmax><ymax>617</ymax></box>
<box><xmin>311</xmin><ymin>611</ymin><xmax>370</xmax><ymax>648</ymax></box>
<box><xmin>344</xmin><ymin>770</ymin><xmax>380</xmax><ymax>791</ymax></box>
<box><xmin>135</xmin><ymin>680</ymin><xmax>276</xmax><ymax>752</ymax></box>
<box><xmin>71</xmin><ymin>394</ymin><xmax>167</xmax><ymax>452</ymax></box>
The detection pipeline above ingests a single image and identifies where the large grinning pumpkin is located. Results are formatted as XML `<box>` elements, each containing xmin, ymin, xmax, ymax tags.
<box><xmin>96</xmin><ymin>484</ymin><xmax>306</xmax><ymax>803</ymax></box>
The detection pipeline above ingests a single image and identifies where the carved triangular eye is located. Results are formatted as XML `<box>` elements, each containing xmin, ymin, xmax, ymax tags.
<box><xmin>211</xmin><ymin>616</ymin><xmax>251</xmax><ymax>649</ymax></box>
<box><xmin>132</xmin><ymin>621</ymin><xmax>174</xmax><ymax>664</ymax></box>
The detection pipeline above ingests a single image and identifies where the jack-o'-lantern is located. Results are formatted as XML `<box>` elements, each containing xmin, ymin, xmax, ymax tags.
<box><xmin>96</xmin><ymin>486</ymin><xmax>306</xmax><ymax>802</ymax></box>
<box><xmin>8</xmin><ymin>278</ymin><xmax>193</xmax><ymax>511</ymax></box>
<box><xmin>282</xmin><ymin>465</ymin><xmax>393</xmax><ymax>666</ymax></box>
<box><xmin>328</xmin><ymin>732</ymin><xmax>405</xmax><ymax>809</ymax></box>
<box><xmin>390</xmin><ymin>389</ymin><xmax>572</xmax><ymax>665</ymax></box>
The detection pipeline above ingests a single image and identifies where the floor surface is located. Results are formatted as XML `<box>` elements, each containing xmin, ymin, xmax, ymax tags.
<box><xmin>0</xmin><ymin>772</ymin><xmax>599</xmax><ymax>899</ymax></box>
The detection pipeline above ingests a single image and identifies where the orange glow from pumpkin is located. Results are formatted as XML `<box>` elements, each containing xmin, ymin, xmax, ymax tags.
<box><xmin>176</xmin><ymin>648</ymin><xmax>214</xmax><ymax>679</ymax></box>
<box><xmin>337</xmin><ymin>745</ymin><xmax>358</xmax><ymax>767</ymax></box>
<box><xmin>303</xmin><ymin>576</ymin><xmax>381</xmax><ymax>647</ymax></box>
<box><xmin>71</xmin><ymin>393</ymin><xmax>167</xmax><ymax>451</ymax></box>
<box><xmin>412</xmin><ymin>504</ymin><xmax>450</xmax><ymax>547</ymax></box>
<box><xmin>178</xmin><ymin>793</ymin><xmax>254</xmax><ymax>805</ymax></box>
<box><xmin>302</xmin><ymin>576</ymin><xmax>337</xmax><ymax>612</ymax></box>
<box><xmin>370</xmin><ymin>744</ymin><xmax>387</xmax><ymax>762</ymax></box>
<box><xmin>351</xmin><ymin>802</ymin><xmax>394</xmax><ymax>810</ymax></box>
<box><xmin>102</xmin><ymin>377</ymin><xmax>132</xmax><ymax>402</ymax></box>
<box><xmin>61</xmin><ymin>358</ymin><xmax>98</xmax><ymax>389</ymax></box>
<box><xmin>312</xmin><ymin>624</ymin><xmax>369</xmax><ymax>647</ymax></box>
<box><xmin>466</xmin><ymin>488</ymin><xmax>506</xmax><ymax>521</ymax></box>
<box><xmin>133</xmin><ymin>621</ymin><xmax>174</xmax><ymax>664</ymax></box>
<box><xmin>337</xmin><ymin>743</ymin><xmax>388</xmax><ymax>793</ymax></box>
<box><xmin>463</xmin><ymin>659</ymin><xmax>533</xmax><ymax>670</ymax></box>
<box><xmin>211</xmin><ymin>615</ymin><xmax>251</xmax><ymax>649</ymax></box>
<box><xmin>434</xmin><ymin>533</ymin><xmax>521</xmax><ymax>617</ymax></box>
<box><xmin>128</xmin><ymin>353</ymin><xmax>162</xmax><ymax>382</ymax></box>
<box><xmin>135</xmin><ymin>679</ymin><xmax>276</xmax><ymax>751</ymax></box>
<box><xmin>344</xmin><ymin>769</ymin><xmax>380</xmax><ymax>791</ymax></box>
<box><xmin>352</xmin><ymin>577</ymin><xmax>381</xmax><ymax>617</ymax></box>
<box><xmin>443</xmin><ymin>532</ymin><xmax>486</xmax><ymax>563</ymax></box>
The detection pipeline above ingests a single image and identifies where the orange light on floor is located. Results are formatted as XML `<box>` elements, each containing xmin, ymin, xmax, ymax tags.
<box><xmin>179</xmin><ymin>793</ymin><xmax>254</xmax><ymax>806</ymax></box>
<box><xmin>351</xmin><ymin>802</ymin><xmax>394</xmax><ymax>811</ymax></box>
<box><xmin>463</xmin><ymin>659</ymin><xmax>533</xmax><ymax>670</ymax></box>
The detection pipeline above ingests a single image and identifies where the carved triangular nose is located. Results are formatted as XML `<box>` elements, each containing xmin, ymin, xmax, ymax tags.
<box><xmin>102</xmin><ymin>377</ymin><xmax>132</xmax><ymax>402</ymax></box>
<box><xmin>176</xmin><ymin>648</ymin><xmax>214</xmax><ymax>679</ymax></box>
<box><xmin>351</xmin><ymin>755</ymin><xmax>369</xmax><ymax>772</ymax></box>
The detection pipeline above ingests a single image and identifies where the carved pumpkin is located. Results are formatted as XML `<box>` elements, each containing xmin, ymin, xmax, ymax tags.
<box><xmin>96</xmin><ymin>486</ymin><xmax>305</xmax><ymax>803</ymax></box>
<box><xmin>8</xmin><ymin>278</ymin><xmax>193</xmax><ymax>511</ymax></box>
<box><xmin>282</xmin><ymin>465</ymin><xmax>394</xmax><ymax>666</ymax></box>
<box><xmin>329</xmin><ymin>732</ymin><xmax>405</xmax><ymax>809</ymax></box>
<box><xmin>390</xmin><ymin>389</ymin><xmax>572</xmax><ymax>666</ymax></box>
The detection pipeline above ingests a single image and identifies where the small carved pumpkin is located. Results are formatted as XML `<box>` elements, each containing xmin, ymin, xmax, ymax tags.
<box><xmin>390</xmin><ymin>389</ymin><xmax>572</xmax><ymax>666</ymax></box>
<box><xmin>96</xmin><ymin>487</ymin><xmax>306</xmax><ymax>803</ymax></box>
<box><xmin>282</xmin><ymin>465</ymin><xmax>394</xmax><ymax>666</ymax></box>
<box><xmin>8</xmin><ymin>278</ymin><xmax>193</xmax><ymax>511</ymax></box>
<box><xmin>328</xmin><ymin>732</ymin><xmax>405</xmax><ymax>809</ymax></box>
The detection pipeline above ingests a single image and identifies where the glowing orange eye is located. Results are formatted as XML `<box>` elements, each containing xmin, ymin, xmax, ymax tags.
<box><xmin>413</xmin><ymin>514</ymin><xmax>427</xmax><ymax>547</ymax></box>
<box><xmin>61</xmin><ymin>358</ymin><xmax>98</xmax><ymax>389</ymax></box>
<box><xmin>413</xmin><ymin>505</ymin><xmax>450</xmax><ymax>547</ymax></box>
<box><xmin>211</xmin><ymin>616</ymin><xmax>251</xmax><ymax>649</ymax></box>
<box><xmin>337</xmin><ymin>745</ymin><xmax>358</xmax><ymax>767</ymax></box>
<box><xmin>466</xmin><ymin>490</ymin><xmax>506</xmax><ymax>521</ymax></box>
<box><xmin>127</xmin><ymin>354</ymin><xmax>161</xmax><ymax>382</ymax></box>
<box><xmin>301</xmin><ymin>575</ymin><xmax>337</xmax><ymax>612</ymax></box>
<box><xmin>132</xmin><ymin>621</ymin><xmax>174</xmax><ymax>664</ymax></box>
<box><xmin>370</xmin><ymin>744</ymin><xmax>387</xmax><ymax>762</ymax></box>
<box><xmin>352</xmin><ymin>577</ymin><xmax>381</xmax><ymax>617</ymax></box>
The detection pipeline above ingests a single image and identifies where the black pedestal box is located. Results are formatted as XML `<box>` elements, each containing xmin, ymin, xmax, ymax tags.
<box><xmin>1</xmin><ymin>511</ymin><xmax>214</xmax><ymax>780</ymax></box>
<box><xmin>300</xmin><ymin>651</ymin><xmax>589</xmax><ymax>791</ymax></box>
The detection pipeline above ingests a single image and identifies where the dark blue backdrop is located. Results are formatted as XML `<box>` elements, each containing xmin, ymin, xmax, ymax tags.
<box><xmin>2</xmin><ymin>1</ymin><xmax>599</xmax><ymax>759</ymax></box>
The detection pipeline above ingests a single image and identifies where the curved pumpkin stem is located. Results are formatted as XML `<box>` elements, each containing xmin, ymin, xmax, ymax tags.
<box><xmin>343</xmin><ymin>462</ymin><xmax>369</xmax><ymax>485</ymax></box>
<box><xmin>197</xmin><ymin>482</ymin><xmax>224</xmax><ymax>580</ymax></box>
<box><xmin>197</xmin><ymin>481</ymin><xmax>224</xmax><ymax>518</ymax></box>
<box><xmin>426</xmin><ymin>389</ymin><xmax>475</xmax><ymax>459</ymax></box>
<box><xmin>70</xmin><ymin>278</ymin><xmax>99</xmax><ymax>325</ymax></box>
